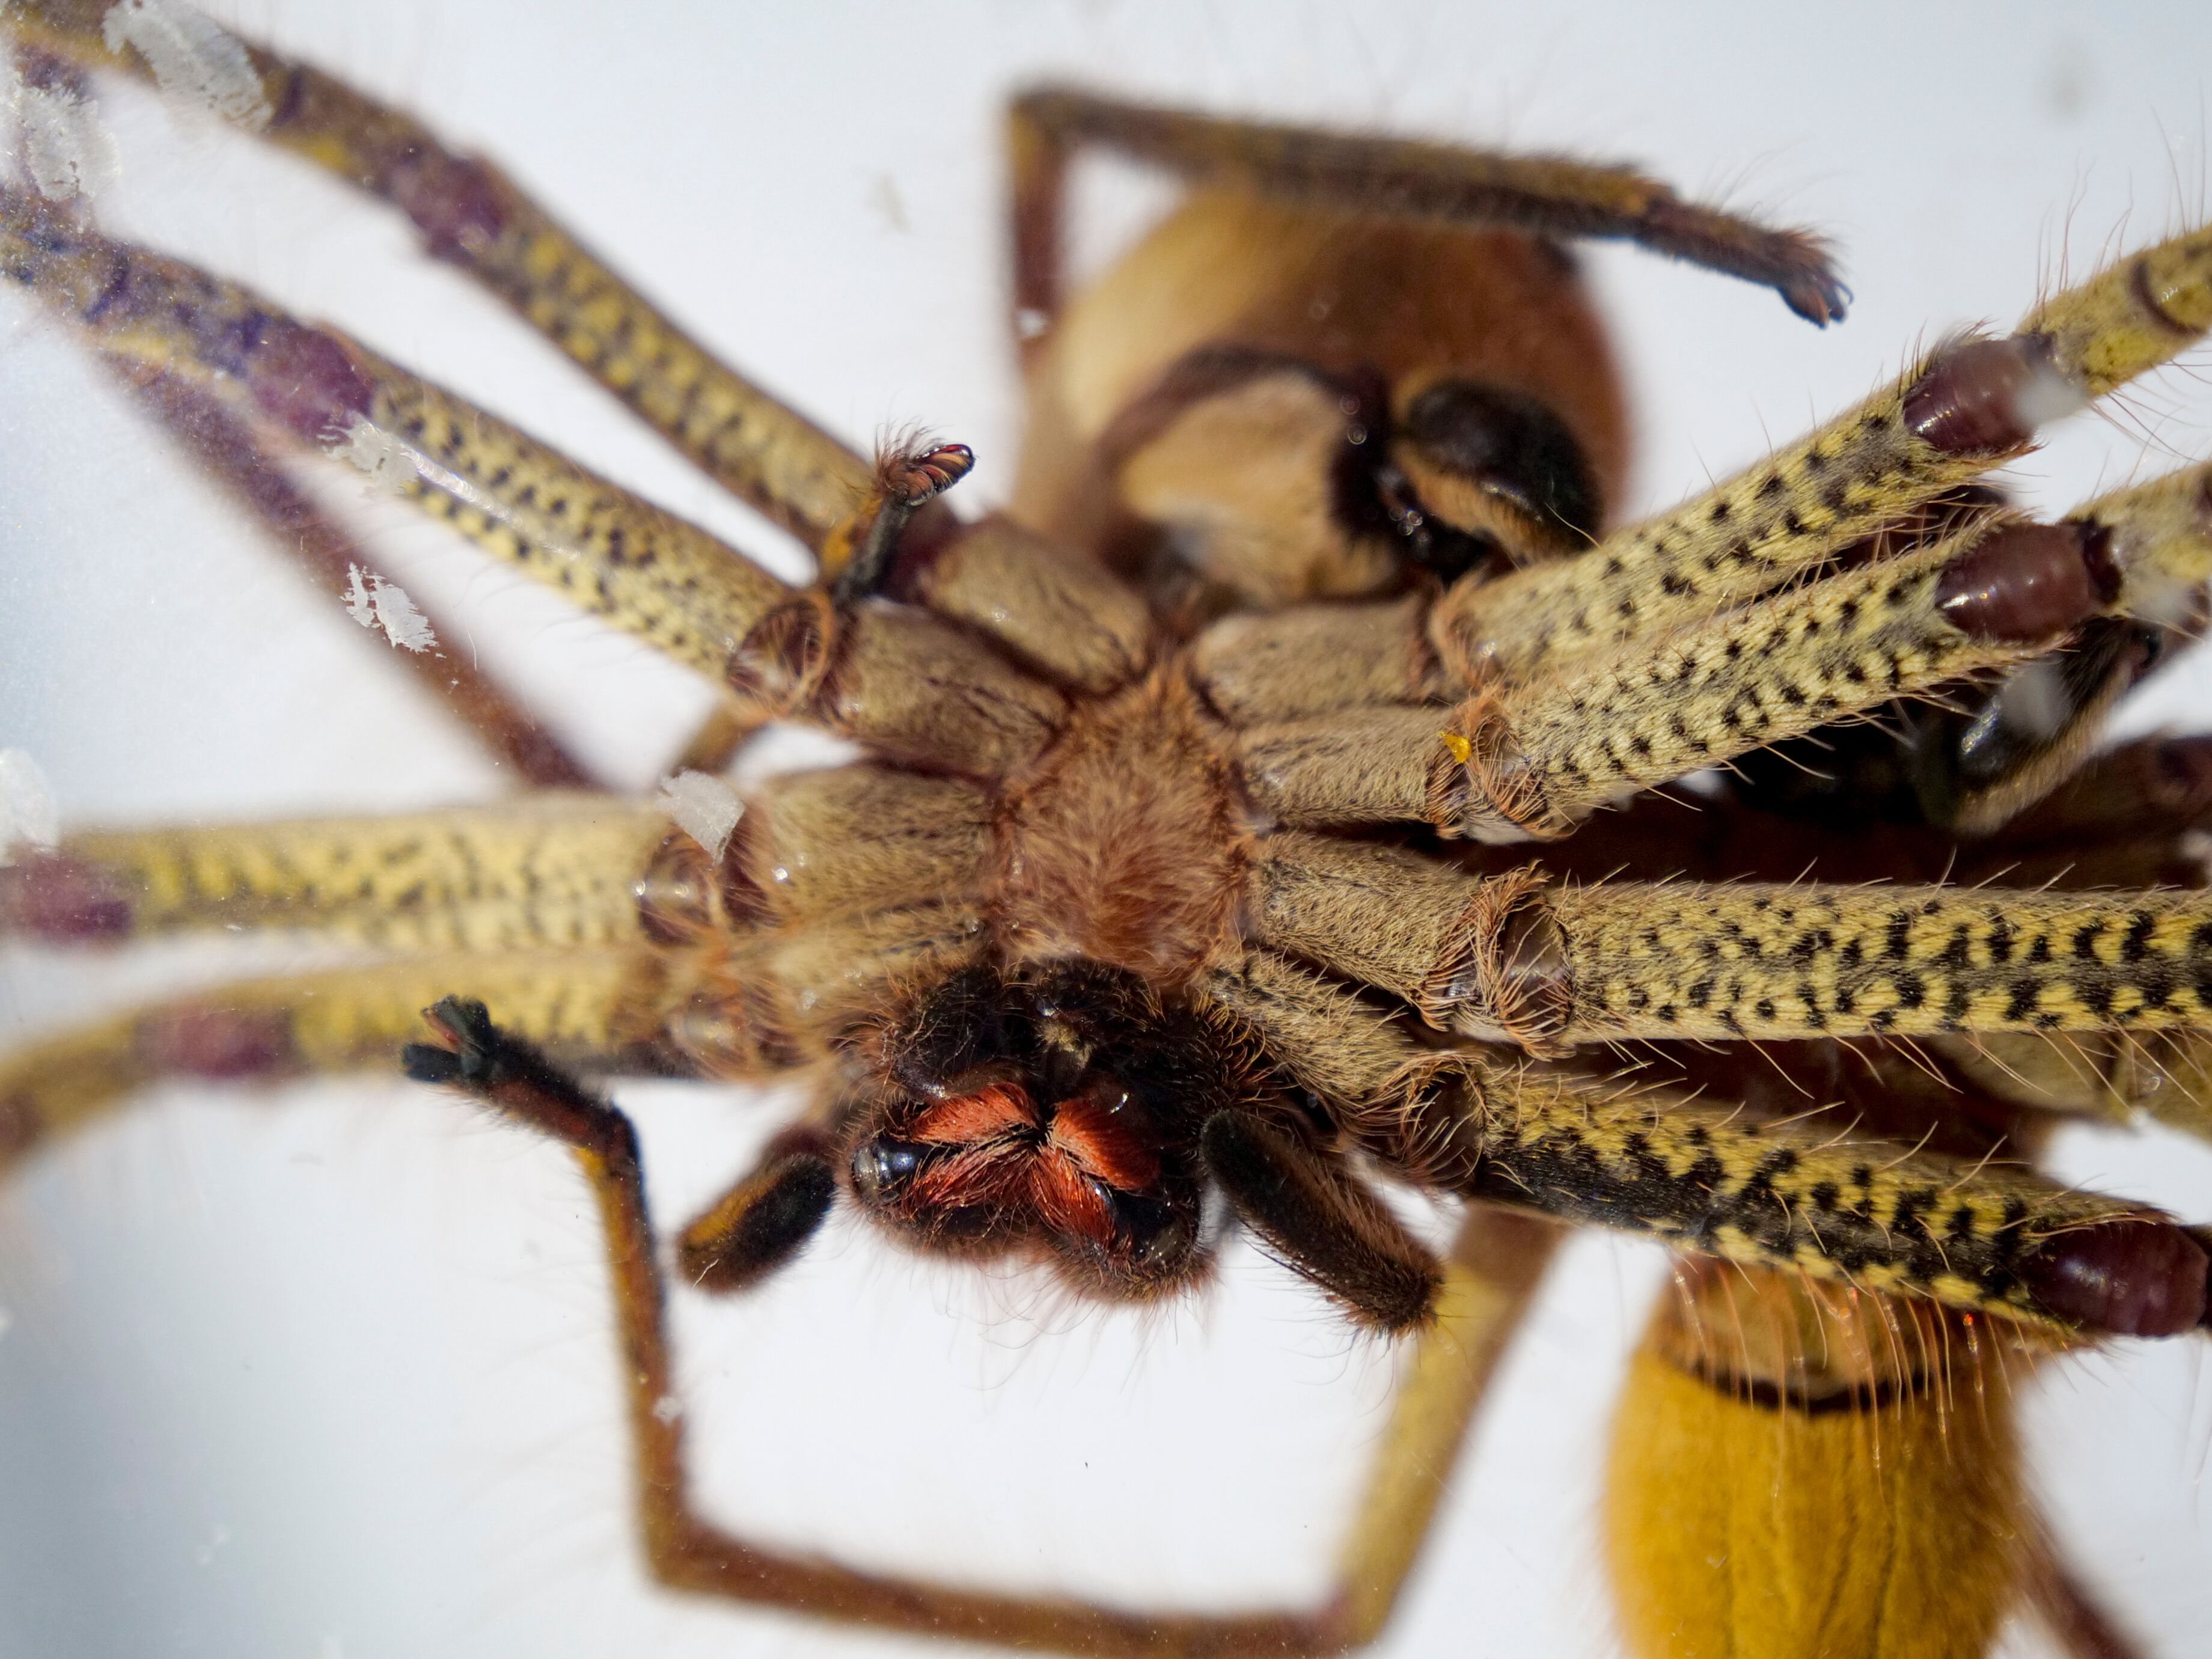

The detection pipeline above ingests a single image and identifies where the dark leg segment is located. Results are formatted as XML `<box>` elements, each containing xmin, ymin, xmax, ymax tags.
<box><xmin>403</xmin><ymin>1000</ymin><xmax>1332</xmax><ymax>1656</ymax></box>
<box><xmin>1007</xmin><ymin>85</ymin><xmax>1850</xmax><ymax>347</ymax></box>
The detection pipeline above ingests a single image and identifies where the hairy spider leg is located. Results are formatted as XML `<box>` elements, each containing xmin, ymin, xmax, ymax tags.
<box><xmin>394</xmin><ymin>998</ymin><xmax>1558</xmax><ymax>1658</ymax></box>
<box><xmin>1233</xmin><ymin>463</ymin><xmax>2212</xmax><ymax>842</ymax></box>
<box><xmin>0</xmin><ymin>797</ymin><xmax>689</xmax><ymax>952</ymax></box>
<box><xmin>9</xmin><ymin>0</ymin><xmax>877</xmax><ymax>555</ymax></box>
<box><xmin>1203</xmin><ymin>951</ymin><xmax>2207</xmax><ymax>1337</ymax></box>
<box><xmin>1004</xmin><ymin>84</ymin><xmax>1851</xmax><ymax>368</ymax></box>
<box><xmin>1433</xmin><ymin>223</ymin><xmax>2212</xmax><ymax>688</ymax></box>
<box><xmin>10</xmin><ymin>10</ymin><xmax>1164</xmax><ymax>721</ymax></box>
<box><xmin>0</xmin><ymin>947</ymin><xmax>670</xmax><ymax>1177</ymax></box>
<box><xmin>0</xmin><ymin>195</ymin><xmax>1119</xmax><ymax>781</ymax></box>
<box><xmin>1242</xmin><ymin>831</ymin><xmax>2212</xmax><ymax>1048</ymax></box>
<box><xmin>1</xmin><ymin>40</ymin><xmax>610</xmax><ymax>796</ymax></box>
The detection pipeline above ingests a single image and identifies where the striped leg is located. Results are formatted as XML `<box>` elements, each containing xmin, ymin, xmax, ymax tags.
<box><xmin>1432</xmin><ymin>222</ymin><xmax>2212</xmax><ymax>686</ymax></box>
<box><xmin>1202</xmin><ymin>950</ymin><xmax>2210</xmax><ymax>1338</ymax></box>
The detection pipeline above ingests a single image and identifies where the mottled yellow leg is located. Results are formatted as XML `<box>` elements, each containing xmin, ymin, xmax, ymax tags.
<box><xmin>0</xmin><ymin>796</ymin><xmax>697</xmax><ymax>952</ymax></box>
<box><xmin>2</xmin><ymin>193</ymin><xmax>1072</xmax><ymax>772</ymax></box>
<box><xmin>1240</xmin><ymin>513</ymin><xmax>2124</xmax><ymax>841</ymax></box>
<box><xmin>1436</xmin><ymin>222</ymin><xmax>2212</xmax><ymax>685</ymax></box>
<box><xmin>0</xmin><ymin>189</ymin><xmax>832</xmax><ymax>706</ymax></box>
<box><xmin>5</xmin><ymin>0</ymin><xmax>875</xmax><ymax>553</ymax></box>
<box><xmin>1205</xmin><ymin>952</ymin><xmax>2207</xmax><ymax>1336</ymax></box>
<box><xmin>1246</xmin><ymin>833</ymin><xmax>2212</xmax><ymax>1048</ymax></box>
<box><xmin>0</xmin><ymin>946</ymin><xmax>673</xmax><ymax>1177</ymax></box>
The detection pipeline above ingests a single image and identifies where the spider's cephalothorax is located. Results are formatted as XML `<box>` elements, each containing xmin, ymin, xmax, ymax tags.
<box><xmin>8</xmin><ymin>7</ymin><xmax>2212</xmax><ymax>1657</ymax></box>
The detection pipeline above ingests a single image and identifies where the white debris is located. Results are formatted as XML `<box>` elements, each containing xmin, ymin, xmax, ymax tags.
<box><xmin>656</xmin><ymin>769</ymin><xmax>744</xmax><ymax>861</ymax></box>
<box><xmin>0</xmin><ymin>1306</ymin><xmax>12</xmax><ymax>1340</ymax></box>
<box><xmin>327</xmin><ymin>418</ymin><xmax>419</xmax><ymax>497</ymax></box>
<box><xmin>0</xmin><ymin>750</ymin><xmax>59</xmax><ymax>865</ymax></box>
<box><xmin>194</xmin><ymin>1521</ymin><xmax>231</xmax><ymax>1567</ymax></box>
<box><xmin>102</xmin><ymin>0</ymin><xmax>271</xmax><ymax>131</ymax></box>
<box><xmin>650</xmin><ymin>1392</ymin><xmax>683</xmax><ymax>1425</ymax></box>
<box><xmin>2010</xmin><ymin>356</ymin><xmax>2091</xmax><ymax>432</ymax></box>
<box><xmin>341</xmin><ymin>564</ymin><xmax>438</xmax><ymax>653</ymax></box>
<box><xmin>1992</xmin><ymin>655</ymin><xmax>2073</xmax><ymax>743</ymax></box>
<box><xmin>1</xmin><ymin>61</ymin><xmax>122</xmax><ymax>201</ymax></box>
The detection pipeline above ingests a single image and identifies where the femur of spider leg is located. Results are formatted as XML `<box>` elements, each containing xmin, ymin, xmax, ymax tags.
<box><xmin>1190</xmin><ymin>591</ymin><xmax>1446</xmax><ymax>724</ymax></box>
<box><xmin>2</xmin><ymin>798</ymin><xmax>686</xmax><ymax>952</ymax></box>
<box><xmin>1435</xmin><ymin>517</ymin><xmax>2113</xmax><ymax>841</ymax></box>
<box><xmin>1248</xmin><ymin>831</ymin><xmax>2212</xmax><ymax>1048</ymax></box>
<box><xmin>1234</xmin><ymin>516</ymin><xmax>2115</xmax><ymax>840</ymax></box>
<box><xmin>1433</xmin><ymin>219</ymin><xmax>2212</xmax><ymax>689</ymax></box>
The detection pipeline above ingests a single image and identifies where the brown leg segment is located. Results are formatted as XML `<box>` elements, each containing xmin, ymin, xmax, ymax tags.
<box><xmin>403</xmin><ymin>1000</ymin><xmax>1554</xmax><ymax>1658</ymax></box>
<box><xmin>2</xmin><ymin>798</ymin><xmax>686</xmax><ymax>952</ymax></box>
<box><xmin>1005</xmin><ymin>85</ymin><xmax>1850</xmax><ymax>357</ymax></box>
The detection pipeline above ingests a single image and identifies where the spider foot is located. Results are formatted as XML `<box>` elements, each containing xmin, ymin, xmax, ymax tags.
<box><xmin>401</xmin><ymin>995</ymin><xmax>509</xmax><ymax>1089</ymax></box>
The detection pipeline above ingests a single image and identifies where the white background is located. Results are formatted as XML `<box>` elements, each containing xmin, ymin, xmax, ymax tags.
<box><xmin>5</xmin><ymin>3</ymin><xmax>2212</xmax><ymax>1657</ymax></box>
